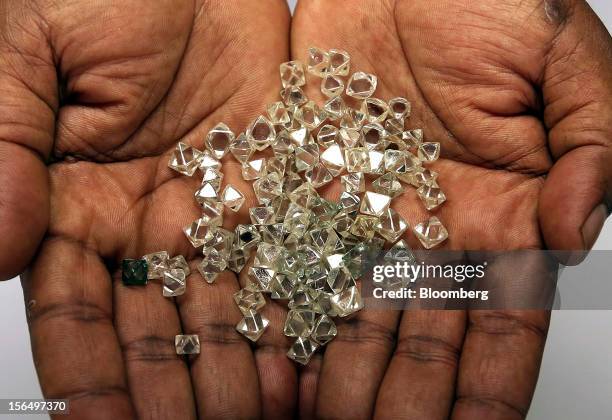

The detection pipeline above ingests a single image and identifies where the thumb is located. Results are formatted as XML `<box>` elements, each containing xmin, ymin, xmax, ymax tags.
<box><xmin>0</xmin><ymin>3</ymin><xmax>57</xmax><ymax>280</ymax></box>
<box><xmin>539</xmin><ymin>1</ymin><xmax>612</xmax><ymax>255</ymax></box>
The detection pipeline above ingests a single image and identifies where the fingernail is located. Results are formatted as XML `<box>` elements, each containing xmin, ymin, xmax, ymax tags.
<box><xmin>581</xmin><ymin>204</ymin><xmax>608</xmax><ymax>250</ymax></box>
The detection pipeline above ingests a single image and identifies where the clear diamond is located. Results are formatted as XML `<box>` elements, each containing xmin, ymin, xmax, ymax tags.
<box><xmin>414</xmin><ymin>216</ymin><xmax>448</xmax><ymax>249</ymax></box>
<box><xmin>143</xmin><ymin>251</ymin><xmax>169</xmax><ymax>279</ymax></box>
<box><xmin>222</xmin><ymin>185</ymin><xmax>245</xmax><ymax>212</ymax></box>
<box><xmin>168</xmin><ymin>255</ymin><xmax>191</xmax><ymax>276</ymax></box>
<box><xmin>267</xmin><ymin>101</ymin><xmax>291</xmax><ymax>125</ymax></box>
<box><xmin>410</xmin><ymin>167</ymin><xmax>438</xmax><ymax>187</ymax></box>
<box><xmin>175</xmin><ymin>334</ymin><xmax>200</xmax><ymax>355</ymax></box>
<box><xmin>311</xmin><ymin>315</ymin><xmax>337</xmax><ymax>345</ymax></box>
<box><xmin>417</xmin><ymin>184</ymin><xmax>446</xmax><ymax>210</ymax></box>
<box><xmin>361</xmin><ymin>98</ymin><xmax>389</xmax><ymax>124</ymax></box>
<box><xmin>339</xmin><ymin>128</ymin><xmax>362</xmax><ymax>148</ymax></box>
<box><xmin>280</xmin><ymin>60</ymin><xmax>306</xmax><ymax>88</ymax></box>
<box><xmin>253</xmin><ymin>173</ymin><xmax>283</xmax><ymax>205</ymax></box>
<box><xmin>229</xmin><ymin>132</ymin><xmax>254</xmax><ymax>163</ymax></box>
<box><xmin>307</xmin><ymin>47</ymin><xmax>329</xmax><ymax>76</ymax></box>
<box><xmin>201</xmin><ymin>167</ymin><xmax>224</xmax><ymax>192</ymax></box>
<box><xmin>305</xmin><ymin>164</ymin><xmax>333</xmax><ymax>188</ymax></box>
<box><xmin>323</xmin><ymin>96</ymin><xmax>346</xmax><ymax>120</ymax></box>
<box><xmin>388</xmin><ymin>97</ymin><xmax>411</xmax><ymax>120</ymax></box>
<box><xmin>320</xmin><ymin>144</ymin><xmax>345</xmax><ymax>176</ymax></box>
<box><xmin>368</xmin><ymin>150</ymin><xmax>385</xmax><ymax>174</ymax></box>
<box><xmin>418</xmin><ymin>142</ymin><xmax>440</xmax><ymax>162</ymax></box>
<box><xmin>346</xmin><ymin>72</ymin><xmax>377</xmax><ymax>99</ymax></box>
<box><xmin>376</xmin><ymin>208</ymin><xmax>408</xmax><ymax>243</ymax></box>
<box><xmin>294</xmin><ymin>101</ymin><xmax>326</xmax><ymax>130</ymax></box>
<box><xmin>384</xmin><ymin>239</ymin><xmax>416</xmax><ymax>264</ymax></box>
<box><xmin>198</xmin><ymin>150</ymin><xmax>222</xmax><ymax>171</ymax></box>
<box><xmin>331</xmin><ymin>286</ymin><xmax>364</xmax><ymax>317</ymax></box>
<box><xmin>402</xmin><ymin>129</ymin><xmax>423</xmax><ymax>148</ymax></box>
<box><xmin>270</xmin><ymin>274</ymin><xmax>296</xmax><ymax>299</ymax></box>
<box><xmin>236</xmin><ymin>310</ymin><xmax>269</xmax><ymax>342</ymax></box>
<box><xmin>280</xmin><ymin>86</ymin><xmax>308</xmax><ymax>108</ymax></box>
<box><xmin>360</xmin><ymin>191</ymin><xmax>391</xmax><ymax>217</ymax></box>
<box><xmin>287</xmin><ymin>337</ymin><xmax>318</xmax><ymax>365</ymax></box>
<box><xmin>321</xmin><ymin>74</ymin><xmax>344</xmax><ymax>97</ymax></box>
<box><xmin>362</xmin><ymin>123</ymin><xmax>387</xmax><ymax>150</ymax></box>
<box><xmin>194</xmin><ymin>182</ymin><xmax>218</xmax><ymax>205</ymax></box>
<box><xmin>246</xmin><ymin>266</ymin><xmax>276</xmax><ymax>292</ymax></box>
<box><xmin>247</xmin><ymin>116</ymin><xmax>275</xmax><ymax>151</ymax></box>
<box><xmin>183</xmin><ymin>218</ymin><xmax>209</xmax><ymax>247</ymax></box>
<box><xmin>163</xmin><ymin>269</ymin><xmax>186</xmax><ymax>297</ymax></box>
<box><xmin>234</xmin><ymin>288</ymin><xmax>266</xmax><ymax>314</ymax></box>
<box><xmin>200</xmin><ymin>201</ymin><xmax>224</xmax><ymax>226</ymax></box>
<box><xmin>295</xmin><ymin>143</ymin><xmax>320</xmax><ymax>172</ymax></box>
<box><xmin>328</xmin><ymin>49</ymin><xmax>350</xmax><ymax>76</ymax></box>
<box><xmin>168</xmin><ymin>142</ymin><xmax>201</xmax><ymax>176</ymax></box>
<box><xmin>205</xmin><ymin>122</ymin><xmax>234</xmax><ymax>159</ymax></box>
<box><xmin>339</xmin><ymin>191</ymin><xmax>361</xmax><ymax>213</ymax></box>
<box><xmin>242</xmin><ymin>158</ymin><xmax>267</xmax><ymax>180</ymax></box>
<box><xmin>197</xmin><ymin>249</ymin><xmax>227</xmax><ymax>283</ymax></box>
<box><xmin>341</xmin><ymin>172</ymin><xmax>365</xmax><ymax>193</ymax></box>
<box><xmin>345</xmin><ymin>147</ymin><xmax>371</xmax><ymax>173</ymax></box>
<box><xmin>284</xmin><ymin>309</ymin><xmax>317</xmax><ymax>337</ymax></box>
<box><xmin>250</xmin><ymin>206</ymin><xmax>276</xmax><ymax>225</ymax></box>
<box><xmin>372</xmin><ymin>173</ymin><xmax>404</xmax><ymax>198</ymax></box>
<box><xmin>317</xmin><ymin>125</ymin><xmax>339</xmax><ymax>147</ymax></box>
<box><xmin>350</xmin><ymin>215</ymin><xmax>378</xmax><ymax>240</ymax></box>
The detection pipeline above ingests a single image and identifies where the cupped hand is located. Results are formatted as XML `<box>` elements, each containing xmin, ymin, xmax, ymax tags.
<box><xmin>0</xmin><ymin>0</ymin><xmax>299</xmax><ymax>418</ymax></box>
<box><xmin>291</xmin><ymin>0</ymin><xmax>611</xmax><ymax>418</ymax></box>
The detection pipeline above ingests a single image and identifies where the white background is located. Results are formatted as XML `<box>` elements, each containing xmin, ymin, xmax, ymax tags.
<box><xmin>0</xmin><ymin>1</ymin><xmax>611</xmax><ymax>419</ymax></box>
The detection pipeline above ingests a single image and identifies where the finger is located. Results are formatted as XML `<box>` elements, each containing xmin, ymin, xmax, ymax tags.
<box><xmin>113</xmin><ymin>259</ymin><xmax>196</xmax><ymax>419</ymax></box>
<box><xmin>315</xmin><ymin>308</ymin><xmax>399</xmax><ymax>419</ymax></box>
<box><xmin>0</xmin><ymin>2</ymin><xmax>56</xmax><ymax>279</ymax></box>
<box><xmin>238</xmin><ymin>262</ymin><xmax>298</xmax><ymax>419</ymax></box>
<box><xmin>539</xmin><ymin>0</ymin><xmax>612</xmax><ymax>255</ymax></box>
<box><xmin>452</xmin><ymin>310</ymin><xmax>549</xmax><ymax>420</ymax></box>
<box><xmin>177</xmin><ymin>269</ymin><xmax>261</xmax><ymax>418</ymax></box>
<box><xmin>299</xmin><ymin>353</ymin><xmax>321</xmax><ymax>420</ymax></box>
<box><xmin>22</xmin><ymin>237</ymin><xmax>135</xmax><ymax>418</ymax></box>
<box><xmin>375</xmin><ymin>310</ymin><xmax>466</xmax><ymax>419</ymax></box>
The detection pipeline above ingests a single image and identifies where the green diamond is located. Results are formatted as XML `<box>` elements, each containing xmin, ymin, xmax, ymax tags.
<box><xmin>122</xmin><ymin>259</ymin><xmax>148</xmax><ymax>286</ymax></box>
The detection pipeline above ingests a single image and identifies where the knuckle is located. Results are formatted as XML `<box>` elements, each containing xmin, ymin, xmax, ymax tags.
<box><xmin>335</xmin><ymin>317</ymin><xmax>396</xmax><ymax>349</ymax></box>
<box><xmin>469</xmin><ymin>310</ymin><xmax>548</xmax><ymax>339</ymax></box>
<box><xmin>394</xmin><ymin>334</ymin><xmax>460</xmax><ymax>367</ymax></box>
<box><xmin>121</xmin><ymin>335</ymin><xmax>177</xmax><ymax>363</ymax></box>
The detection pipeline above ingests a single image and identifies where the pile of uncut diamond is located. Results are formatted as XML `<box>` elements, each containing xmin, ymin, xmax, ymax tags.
<box><xmin>167</xmin><ymin>48</ymin><xmax>448</xmax><ymax>365</ymax></box>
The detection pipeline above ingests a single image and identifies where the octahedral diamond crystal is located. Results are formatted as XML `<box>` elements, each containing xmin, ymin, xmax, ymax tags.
<box><xmin>198</xmin><ymin>150</ymin><xmax>221</xmax><ymax>171</ymax></box>
<box><xmin>279</xmin><ymin>60</ymin><xmax>306</xmax><ymax>88</ymax></box>
<box><xmin>321</xmin><ymin>74</ymin><xmax>344</xmax><ymax>98</ymax></box>
<box><xmin>389</xmin><ymin>97</ymin><xmax>411</xmax><ymax>120</ymax></box>
<box><xmin>184</xmin><ymin>218</ymin><xmax>209</xmax><ymax>247</ymax></box>
<box><xmin>143</xmin><ymin>251</ymin><xmax>169</xmax><ymax>279</ymax></box>
<box><xmin>168</xmin><ymin>256</ymin><xmax>190</xmax><ymax>277</ymax></box>
<box><xmin>339</xmin><ymin>128</ymin><xmax>361</xmax><ymax>148</ymax></box>
<box><xmin>247</xmin><ymin>115</ymin><xmax>275</xmax><ymax>151</ymax></box>
<box><xmin>234</xmin><ymin>288</ymin><xmax>266</xmax><ymax>314</ymax></box>
<box><xmin>418</xmin><ymin>142</ymin><xmax>440</xmax><ymax>162</ymax></box>
<box><xmin>201</xmin><ymin>167</ymin><xmax>224</xmax><ymax>192</ymax></box>
<box><xmin>222</xmin><ymin>185</ymin><xmax>245</xmax><ymax>212</ymax></box>
<box><xmin>267</xmin><ymin>101</ymin><xmax>291</xmax><ymax>125</ymax></box>
<box><xmin>294</xmin><ymin>101</ymin><xmax>326</xmax><ymax>130</ymax></box>
<box><xmin>376</xmin><ymin>208</ymin><xmax>409</xmax><ymax>243</ymax></box>
<box><xmin>350</xmin><ymin>215</ymin><xmax>378</xmax><ymax>240</ymax></box>
<box><xmin>311</xmin><ymin>314</ymin><xmax>337</xmax><ymax>345</ymax></box>
<box><xmin>236</xmin><ymin>310</ymin><xmax>270</xmax><ymax>342</ymax></box>
<box><xmin>197</xmin><ymin>249</ymin><xmax>227</xmax><ymax>283</ymax></box>
<box><xmin>360</xmin><ymin>191</ymin><xmax>391</xmax><ymax>217</ymax></box>
<box><xmin>323</xmin><ymin>96</ymin><xmax>345</xmax><ymax>120</ymax></box>
<box><xmin>307</xmin><ymin>47</ymin><xmax>329</xmax><ymax>76</ymax></box>
<box><xmin>305</xmin><ymin>164</ymin><xmax>333</xmax><ymax>188</ymax></box>
<box><xmin>403</xmin><ymin>129</ymin><xmax>423</xmax><ymax>148</ymax></box>
<box><xmin>122</xmin><ymin>259</ymin><xmax>148</xmax><ymax>286</ymax></box>
<box><xmin>345</xmin><ymin>147</ymin><xmax>371</xmax><ymax>173</ymax></box>
<box><xmin>284</xmin><ymin>309</ymin><xmax>316</xmax><ymax>337</ymax></box>
<box><xmin>175</xmin><ymin>334</ymin><xmax>200</xmax><ymax>355</ymax></box>
<box><xmin>253</xmin><ymin>173</ymin><xmax>283</xmax><ymax>205</ymax></box>
<box><xmin>327</xmin><ymin>49</ymin><xmax>350</xmax><ymax>76</ymax></box>
<box><xmin>331</xmin><ymin>286</ymin><xmax>364</xmax><ymax>317</ymax></box>
<box><xmin>287</xmin><ymin>337</ymin><xmax>319</xmax><ymax>365</ymax></box>
<box><xmin>372</xmin><ymin>173</ymin><xmax>403</xmax><ymax>198</ymax></box>
<box><xmin>384</xmin><ymin>239</ymin><xmax>416</xmax><ymax>264</ymax></box>
<box><xmin>205</xmin><ymin>123</ymin><xmax>234</xmax><ymax>159</ymax></box>
<box><xmin>280</xmin><ymin>86</ymin><xmax>308</xmax><ymax>108</ymax></box>
<box><xmin>417</xmin><ymin>184</ymin><xmax>446</xmax><ymax>210</ymax></box>
<box><xmin>320</xmin><ymin>144</ymin><xmax>345</xmax><ymax>176</ymax></box>
<box><xmin>346</xmin><ymin>71</ymin><xmax>377</xmax><ymax>99</ymax></box>
<box><xmin>242</xmin><ymin>158</ymin><xmax>267</xmax><ymax>180</ymax></box>
<box><xmin>168</xmin><ymin>142</ymin><xmax>201</xmax><ymax>176</ymax></box>
<box><xmin>414</xmin><ymin>216</ymin><xmax>448</xmax><ymax>249</ymax></box>
<box><xmin>317</xmin><ymin>125</ymin><xmax>339</xmax><ymax>147</ymax></box>
<box><xmin>341</xmin><ymin>172</ymin><xmax>365</xmax><ymax>193</ymax></box>
<box><xmin>195</xmin><ymin>182</ymin><xmax>218</xmax><ymax>205</ymax></box>
<box><xmin>163</xmin><ymin>269</ymin><xmax>186</xmax><ymax>297</ymax></box>
<box><xmin>229</xmin><ymin>133</ymin><xmax>254</xmax><ymax>163</ymax></box>
<box><xmin>361</xmin><ymin>98</ymin><xmax>389</xmax><ymax>124</ymax></box>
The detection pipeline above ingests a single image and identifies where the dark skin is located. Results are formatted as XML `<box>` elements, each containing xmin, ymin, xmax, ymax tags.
<box><xmin>0</xmin><ymin>0</ymin><xmax>610</xmax><ymax>418</ymax></box>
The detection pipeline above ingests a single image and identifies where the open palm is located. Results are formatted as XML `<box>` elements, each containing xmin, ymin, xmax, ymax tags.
<box><xmin>290</xmin><ymin>0</ymin><xmax>611</xmax><ymax>418</ymax></box>
<box><xmin>0</xmin><ymin>0</ymin><xmax>610</xmax><ymax>419</ymax></box>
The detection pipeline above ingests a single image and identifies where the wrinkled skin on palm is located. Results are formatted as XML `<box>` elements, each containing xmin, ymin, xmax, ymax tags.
<box><xmin>0</xmin><ymin>0</ymin><xmax>610</xmax><ymax>418</ymax></box>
